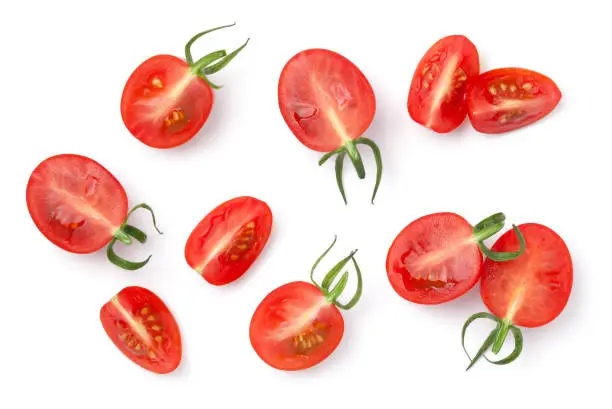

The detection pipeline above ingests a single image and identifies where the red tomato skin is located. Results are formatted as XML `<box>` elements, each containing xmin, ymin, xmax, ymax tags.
<box><xmin>121</xmin><ymin>55</ymin><xmax>213</xmax><ymax>149</ymax></box>
<box><xmin>100</xmin><ymin>286</ymin><xmax>182</xmax><ymax>374</ymax></box>
<box><xmin>249</xmin><ymin>281</ymin><xmax>344</xmax><ymax>371</ymax></box>
<box><xmin>481</xmin><ymin>223</ymin><xmax>573</xmax><ymax>328</ymax></box>
<box><xmin>26</xmin><ymin>154</ymin><xmax>128</xmax><ymax>254</ymax></box>
<box><xmin>408</xmin><ymin>35</ymin><xmax>480</xmax><ymax>133</ymax></box>
<box><xmin>185</xmin><ymin>196</ymin><xmax>273</xmax><ymax>286</ymax></box>
<box><xmin>278</xmin><ymin>48</ymin><xmax>376</xmax><ymax>152</ymax></box>
<box><xmin>467</xmin><ymin>68</ymin><xmax>562</xmax><ymax>134</ymax></box>
<box><xmin>386</xmin><ymin>212</ymin><xmax>483</xmax><ymax>305</ymax></box>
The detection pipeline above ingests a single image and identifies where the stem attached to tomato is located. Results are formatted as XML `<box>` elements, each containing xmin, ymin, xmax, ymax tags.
<box><xmin>472</xmin><ymin>213</ymin><xmax>526</xmax><ymax>262</ymax></box>
<box><xmin>107</xmin><ymin>203</ymin><xmax>163</xmax><ymax>271</ymax></box>
<box><xmin>318</xmin><ymin>137</ymin><xmax>383</xmax><ymax>205</ymax></box>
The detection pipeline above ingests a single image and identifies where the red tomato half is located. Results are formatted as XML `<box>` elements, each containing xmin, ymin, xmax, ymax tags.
<box><xmin>26</xmin><ymin>154</ymin><xmax>128</xmax><ymax>254</ymax></box>
<box><xmin>100</xmin><ymin>286</ymin><xmax>182</xmax><ymax>374</ymax></box>
<box><xmin>386</xmin><ymin>213</ymin><xmax>483</xmax><ymax>304</ymax></box>
<box><xmin>408</xmin><ymin>35</ymin><xmax>479</xmax><ymax>133</ymax></box>
<box><xmin>278</xmin><ymin>49</ymin><xmax>376</xmax><ymax>152</ymax></box>
<box><xmin>467</xmin><ymin>68</ymin><xmax>562</xmax><ymax>134</ymax></box>
<box><xmin>121</xmin><ymin>55</ymin><xmax>213</xmax><ymax>148</ymax></box>
<box><xmin>185</xmin><ymin>196</ymin><xmax>273</xmax><ymax>285</ymax></box>
<box><xmin>250</xmin><ymin>281</ymin><xmax>344</xmax><ymax>371</ymax></box>
<box><xmin>481</xmin><ymin>223</ymin><xmax>572</xmax><ymax>327</ymax></box>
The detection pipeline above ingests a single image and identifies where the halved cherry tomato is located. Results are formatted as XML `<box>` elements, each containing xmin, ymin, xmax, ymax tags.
<box><xmin>408</xmin><ymin>35</ymin><xmax>479</xmax><ymax>133</ymax></box>
<box><xmin>26</xmin><ymin>154</ymin><xmax>161</xmax><ymax>270</ymax></box>
<box><xmin>250</xmin><ymin>237</ymin><xmax>362</xmax><ymax>371</ymax></box>
<box><xmin>278</xmin><ymin>48</ymin><xmax>382</xmax><ymax>204</ymax></box>
<box><xmin>121</xmin><ymin>24</ymin><xmax>248</xmax><ymax>148</ymax></box>
<box><xmin>386</xmin><ymin>212</ymin><xmax>525</xmax><ymax>305</ymax></box>
<box><xmin>467</xmin><ymin>68</ymin><xmax>562</xmax><ymax>133</ymax></box>
<box><xmin>462</xmin><ymin>223</ymin><xmax>572</xmax><ymax>369</ymax></box>
<box><xmin>185</xmin><ymin>196</ymin><xmax>273</xmax><ymax>285</ymax></box>
<box><xmin>100</xmin><ymin>286</ymin><xmax>182</xmax><ymax>374</ymax></box>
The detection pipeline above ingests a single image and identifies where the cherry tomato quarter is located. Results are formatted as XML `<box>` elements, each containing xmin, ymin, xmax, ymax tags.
<box><xmin>467</xmin><ymin>68</ymin><xmax>562</xmax><ymax>134</ymax></box>
<box><xmin>100</xmin><ymin>286</ymin><xmax>182</xmax><ymax>374</ymax></box>
<box><xmin>185</xmin><ymin>196</ymin><xmax>273</xmax><ymax>286</ymax></box>
<box><xmin>408</xmin><ymin>35</ymin><xmax>480</xmax><ymax>133</ymax></box>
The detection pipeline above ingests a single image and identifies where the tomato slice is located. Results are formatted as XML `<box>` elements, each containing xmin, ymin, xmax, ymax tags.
<box><xmin>100</xmin><ymin>286</ymin><xmax>182</xmax><ymax>374</ymax></box>
<box><xmin>26</xmin><ymin>154</ymin><xmax>128</xmax><ymax>254</ymax></box>
<box><xmin>481</xmin><ymin>223</ymin><xmax>573</xmax><ymax>327</ymax></box>
<box><xmin>121</xmin><ymin>55</ymin><xmax>213</xmax><ymax>149</ymax></box>
<box><xmin>249</xmin><ymin>281</ymin><xmax>344</xmax><ymax>371</ymax></box>
<box><xmin>278</xmin><ymin>49</ymin><xmax>376</xmax><ymax>152</ymax></box>
<box><xmin>386</xmin><ymin>213</ymin><xmax>483</xmax><ymax>304</ymax></box>
<box><xmin>185</xmin><ymin>196</ymin><xmax>273</xmax><ymax>285</ymax></box>
<box><xmin>467</xmin><ymin>68</ymin><xmax>562</xmax><ymax>134</ymax></box>
<box><xmin>408</xmin><ymin>35</ymin><xmax>479</xmax><ymax>133</ymax></box>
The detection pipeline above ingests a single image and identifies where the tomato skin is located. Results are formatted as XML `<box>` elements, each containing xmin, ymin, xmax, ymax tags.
<box><xmin>121</xmin><ymin>55</ymin><xmax>214</xmax><ymax>149</ymax></box>
<box><xmin>408</xmin><ymin>35</ymin><xmax>480</xmax><ymax>133</ymax></box>
<box><xmin>26</xmin><ymin>154</ymin><xmax>128</xmax><ymax>254</ymax></box>
<box><xmin>185</xmin><ymin>196</ymin><xmax>273</xmax><ymax>286</ymax></box>
<box><xmin>467</xmin><ymin>68</ymin><xmax>562</xmax><ymax>134</ymax></box>
<box><xmin>100</xmin><ymin>286</ymin><xmax>182</xmax><ymax>374</ymax></box>
<box><xmin>278</xmin><ymin>48</ymin><xmax>376</xmax><ymax>152</ymax></box>
<box><xmin>481</xmin><ymin>223</ymin><xmax>572</xmax><ymax>327</ymax></box>
<box><xmin>386</xmin><ymin>212</ymin><xmax>483</xmax><ymax>305</ymax></box>
<box><xmin>250</xmin><ymin>281</ymin><xmax>344</xmax><ymax>371</ymax></box>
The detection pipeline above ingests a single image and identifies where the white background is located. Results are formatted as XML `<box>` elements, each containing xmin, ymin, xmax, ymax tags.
<box><xmin>1</xmin><ymin>0</ymin><xmax>610</xmax><ymax>407</ymax></box>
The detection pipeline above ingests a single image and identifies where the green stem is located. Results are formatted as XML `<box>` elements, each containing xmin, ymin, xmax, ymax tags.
<box><xmin>344</xmin><ymin>140</ymin><xmax>366</xmax><ymax>179</ymax></box>
<box><xmin>184</xmin><ymin>23</ymin><xmax>236</xmax><ymax>64</ymax></box>
<box><xmin>355</xmin><ymin>137</ymin><xmax>383</xmax><ymax>204</ymax></box>
<box><xmin>335</xmin><ymin>152</ymin><xmax>348</xmax><ymax>205</ymax></box>
<box><xmin>114</xmin><ymin>229</ymin><xmax>132</xmax><ymax>245</ymax></box>
<box><xmin>473</xmin><ymin>213</ymin><xmax>526</xmax><ymax>262</ymax></box>
<box><xmin>492</xmin><ymin>319</ymin><xmax>512</xmax><ymax>354</ymax></box>
<box><xmin>203</xmin><ymin>38</ymin><xmax>250</xmax><ymax>76</ymax></box>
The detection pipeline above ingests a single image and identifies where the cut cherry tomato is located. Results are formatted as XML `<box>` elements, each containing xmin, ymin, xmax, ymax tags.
<box><xmin>26</xmin><ymin>154</ymin><xmax>161</xmax><ymax>270</ymax></box>
<box><xmin>462</xmin><ymin>223</ymin><xmax>572</xmax><ymax>369</ymax></box>
<box><xmin>408</xmin><ymin>35</ymin><xmax>479</xmax><ymax>133</ymax></box>
<box><xmin>121</xmin><ymin>24</ymin><xmax>248</xmax><ymax>148</ymax></box>
<box><xmin>467</xmin><ymin>68</ymin><xmax>562</xmax><ymax>133</ymax></box>
<box><xmin>278</xmin><ymin>49</ymin><xmax>382</xmax><ymax>204</ymax></box>
<box><xmin>250</xmin><ymin>237</ymin><xmax>363</xmax><ymax>371</ymax></box>
<box><xmin>100</xmin><ymin>286</ymin><xmax>182</xmax><ymax>374</ymax></box>
<box><xmin>386</xmin><ymin>212</ymin><xmax>525</xmax><ymax>305</ymax></box>
<box><xmin>185</xmin><ymin>196</ymin><xmax>273</xmax><ymax>286</ymax></box>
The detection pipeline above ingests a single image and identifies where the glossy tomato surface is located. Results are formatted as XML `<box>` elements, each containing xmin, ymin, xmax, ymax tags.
<box><xmin>100</xmin><ymin>286</ymin><xmax>182</xmax><ymax>374</ymax></box>
<box><xmin>467</xmin><ymin>68</ymin><xmax>561</xmax><ymax>134</ymax></box>
<box><xmin>408</xmin><ymin>35</ymin><xmax>479</xmax><ymax>133</ymax></box>
<box><xmin>185</xmin><ymin>196</ymin><xmax>273</xmax><ymax>285</ymax></box>
<box><xmin>250</xmin><ymin>281</ymin><xmax>344</xmax><ymax>371</ymax></box>
<box><xmin>386</xmin><ymin>213</ymin><xmax>482</xmax><ymax>304</ymax></box>
<box><xmin>121</xmin><ymin>55</ymin><xmax>213</xmax><ymax>148</ymax></box>
<box><xmin>278</xmin><ymin>49</ymin><xmax>376</xmax><ymax>152</ymax></box>
<box><xmin>481</xmin><ymin>223</ymin><xmax>572</xmax><ymax>327</ymax></box>
<box><xmin>26</xmin><ymin>154</ymin><xmax>128</xmax><ymax>254</ymax></box>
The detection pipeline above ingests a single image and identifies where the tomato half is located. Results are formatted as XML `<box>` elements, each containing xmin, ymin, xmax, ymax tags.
<box><xmin>26</xmin><ymin>154</ymin><xmax>128</xmax><ymax>254</ymax></box>
<box><xmin>249</xmin><ymin>281</ymin><xmax>344</xmax><ymax>371</ymax></box>
<box><xmin>467</xmin><ymin>68</ymin><xmax>562</xmax><ymax>134</ymax></box>
<box><xmin>386</xmin><ymin>212</ymin><xmax>483</xmax><ymax>304</ymax></box>
<box><xmin>185</xmin><ymin>196</ymin><xmax>273</xmax><ymax>285</ymax></box>
<box><xmin>408</xmin><ymin>35</ymin><xmax>479</xmax><ymax>133</ymax></box>
<box><xmin>481</xmin><ymin>223</ymin><xmax>573</xmax><ymax>327</ymax></box>
<box><xmin>100</xmin><ymin>286</ymin><xmax>182</xmax><ymax>374</ymax></box>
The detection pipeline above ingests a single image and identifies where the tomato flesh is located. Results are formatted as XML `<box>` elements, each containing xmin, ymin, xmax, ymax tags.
<box><xmin>250</xmin><ymin>281</ymin><xmax>344</xmax><ymax>371</ymax></box>
<box><xmin>26</xmin><ymin>154</ymin><xmax>128</xmax><ymax>254</ymax></box>
<box><xmin>408</xmin><ymin>35</ymin><xmax>479</xmax><ymax>133</ymax></box>
<box><xmin>278</xmin><ymin>49</ymin><xmax>376</xmax><ymax>152</ymax></box>
<box><xmin>100</xmin><ymin>286</ymin><xmax>182</xmax><ymax>374</ymax></box>
<box><xmin>467</xmin><ymin>68</ymin><xmax>561</xmax><ymax>134</ymax></box>
<box><xmin>185</xmin><ymin>196</ymin><xmax>273</xmax><ymax>285</ymax></box>
<box><xmin>481</xmin><ymin>223</ymin><xmax>572</xmax><ymax>327</ymax></box>
<box><xmin>121</xmin><ymin>55</ymin><xmax>213</xmax><ymax>148</ymax></box>
<box><xmin>386</xmin><ymin>213</ymin><xmax>483</xmax><ymax>304</ymax></box>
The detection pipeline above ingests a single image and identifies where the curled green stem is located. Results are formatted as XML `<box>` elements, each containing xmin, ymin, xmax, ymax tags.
<box><xmin>185</xmin><ymin>23</ymin><xmax>236</xmax><ymax>64</ymax></box>
<box><xmin>473</xmin><ymin>213</ymin><xmax>526</xmax><ymax>262</ymax></box>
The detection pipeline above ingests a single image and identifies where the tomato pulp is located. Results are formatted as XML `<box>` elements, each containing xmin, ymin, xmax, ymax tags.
<box><xmin>100</xmin><ymin>286</ymin><xmax>182</xmax><ymax>374</ymax></box>
<box><xmin>408</xmin><ymin>35</ymin><xmax>480</xmax><ymax>133</ymax></box>
<box><xmin>121</xmin><ymin>24</ymin><xmax>249</xmax><ymax>148</ymax></box>
<box><xmin>278</xmin><ymin>49</ymin><xmax>382</xmax><ymax>204</ymax></box>
<box><xmin>185</xmin><ymin>196</ymin><xmax>273</xmax><ymax>285</ymax></box>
